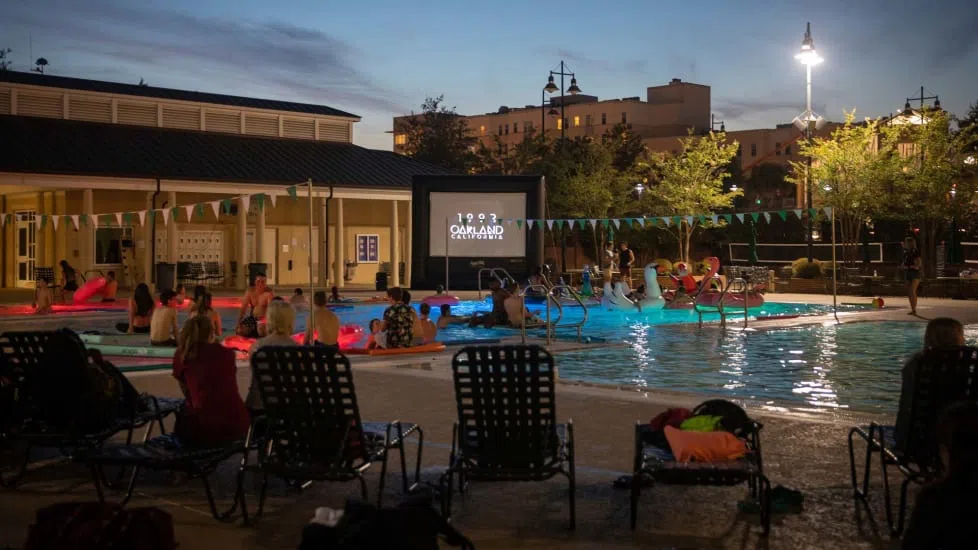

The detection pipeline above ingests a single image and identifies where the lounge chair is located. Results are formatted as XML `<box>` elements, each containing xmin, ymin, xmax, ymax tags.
<box><xmin>630</xmin><ymin>399</ymin><xmax>771</xmax><ymax>535</ymax></box>
<box><xmin>847</xmin><ymin>346</ymin><xmax>978</xmax><ymax>536</ymax></box>
<box><xmin>239</xmin><ymin>346</ymin><xmax>423</xmax><ymax>523</ymax></box>
<box><xmin>0</xmin><ymin>330</ymin><xmax>181</xmax><ymax>488</ymax></box>
<box><xmin>442</xmin><ymin>345</ymin><xmax>576</xmax><ymax>529</ymax></box>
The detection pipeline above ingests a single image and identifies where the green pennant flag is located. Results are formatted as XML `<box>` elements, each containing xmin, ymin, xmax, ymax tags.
<box><xmin>777</xmin><ymin>210</ymin><xmax>788</xmax><ymax>222</ymax></box>
<box><xmin>672</xmin><ymin>216</ymin><xmax>682</xmax><ymax>226</ymax></box>
<box><xmin>122</xmin><ymin>212</ymin><xmax>132</xmax><ymax>225</ymax></box>
<box><xmin>516</xmin><ymin>219</ymin><xmax>523</xmax><ymax>229</ymax></box>
<box><xmin>79</xmin><ymin>214</ymin><xmax>88</xmax><ymax>226</ymax></box>
<box><xmin>750</xmin><ymin>212</ymin><xmax>760</xmax><ymax>223</ymax></box>
<box><xmin>255</xmin><ymin>194</ymin><xmax>265</xmax><ymax>211</ymax></box>
<box><xmin>287</xmin><ymin>186</ymin><xmax>298</xmax><ymax>200</ymax></box>
<box><xmin>722</xmin><ymin>214</ymin><xmax>733</xmax><ymax>223</ymax></box>
<box><xmin>808</xmin><ymin>208</ymin><xmax>818</xmax><ymax>218</ymax></box>
<box><xmin>221</xmin><ymin>198</ymin><xmax>233</xmax><ymax>214</ymax></box>
<box><xmin>147</xmin><ymin>210</ymin><xmax>156</xmax><ymax>224</ymax></box>
<box><xmin>171</xmin><ymin>207</ymin><xmax>180</xmax><ymax>221</ymax></box>
<box><xmin>39</xmin><ymin>214</ymin><xmax>47</xmax><ymax>230</ymax></box>
<box><xmin>555</xmin><ymin>219</ymin><xmax>564</xmax><ymax>230</ymax></box>
<box><xmin>697</xmin><ymin>215</ymin><xmax>707</xmax><ymax>225</ymax></box>
<box><xmin>600</xmin><ymin>219</ymin><xmax>609</xmax><ymax>228</ymax></box>
<box><xmin>195</xmin><ymin>204</ymin><xmax>205</xmax><ymax>219</ymax></box>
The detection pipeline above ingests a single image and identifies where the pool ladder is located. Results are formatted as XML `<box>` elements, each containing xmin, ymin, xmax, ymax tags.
<box><xmin>476</xmin><ymin>267</ymin><xmax>516</xmax><ymax>298</ymax></box>
<box><xmin>694</xmin><ymin>277</ymin><xmax>751</xmax><ymax>329</ymax></box>
<box><xmin>519</xmin><ymin>284</ymin><xmax>589</xmax><ymax>346</ymax></box>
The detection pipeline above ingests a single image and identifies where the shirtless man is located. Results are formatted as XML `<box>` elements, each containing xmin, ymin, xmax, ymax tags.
<box><xmin>236</xmin><ymin>275</ymin><xmax>274</xmax><ymax>337</ymax></box>
<box><xmin>503</xmin><ymin>282</ymin><xmax>544</xmax><ymax>327</ymax></box>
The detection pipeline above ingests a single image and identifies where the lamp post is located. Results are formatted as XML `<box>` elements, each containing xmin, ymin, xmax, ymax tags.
<box><xmin>541</xmin><ymin>89</ymin><xmax>559</xmax><ymax>137</ymax></box>
<box><xmin>711</xmin><ymin>113</ymin><xmax>725</xmax><ymax>132</ymax></box>
<box><xmin>794</xmin><ymin>22</ymin><xmax>824</xmax><ymax>262</ymax></box>
<box><xmin>544</xmin><ymin>61</ymin><xmax>581</xmax><ymax>142</ymax></box>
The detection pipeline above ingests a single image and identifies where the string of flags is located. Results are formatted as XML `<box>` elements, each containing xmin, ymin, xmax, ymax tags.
<box><xmin>477</xmin><ymin>207</ymin><xmax>835</xmax><ymax>231</ymax></box>
<box><xmin>0</xmin><ymin>183</ymin><xmax>305</xmax><ymax>230</ymax></box>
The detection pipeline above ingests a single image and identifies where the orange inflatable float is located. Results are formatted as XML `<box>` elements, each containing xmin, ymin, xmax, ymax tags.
<box><xmin>222</xmin><ymin>324</ymin><xmax>364</xmax><ymax>352</ymax></box>
<box><xmin>344</xmin><ymin>342</ymin><xmax>446</xmax><ymax>356</ymax></box>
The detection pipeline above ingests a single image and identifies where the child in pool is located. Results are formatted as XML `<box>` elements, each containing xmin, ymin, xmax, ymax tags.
<box><xmin>417</xmin><ymin>303</ymin><xmax>437</xmax><ymax>344</ymax></box>
<box><xmin>174</xmin><ymin>284</ymin><xmax>187</xmax><ymax>306</ymax></box>
<box><xmin>290</xmin><ymin>288</ymin><xmax>308</xmax><ymax>309</ymax></box>
<box><xmin>366</xmin><ymin>318</ymin><xmax>388</xmax><ymax>350</ymax></box>
<box><xmin>150</xmin><ymin>290</ymin><xmax>179</xmax><ymax>346</ymax></box>
<box><xmin>101</xmin><ymin>271</ymin><xmax>119</xmax><ymax>302</ymax></box>
<box><xmin>436</xmin><ymin>304</ymin><xmax>468</xmax><ymax>329</ymax></box>
<box><xmin>33</xmin><ymin>278</ymin><xmax>53</xmax><ymax>314</ymax></box>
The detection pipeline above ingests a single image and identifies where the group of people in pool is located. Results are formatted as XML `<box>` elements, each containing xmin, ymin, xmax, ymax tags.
<box><xmin>31</xmin><ymin>260</ymin><xmax>119</xmax><ymax>313</ymax></box>
<box><xmin>365</xmin><ymin>286</ymin><xmax>440</xmax><ymax>349</ymax></box>
<box><xmin>115</xmin><ymin>283</ymin><xmax>217</xmax><ymax>347</ymax></box>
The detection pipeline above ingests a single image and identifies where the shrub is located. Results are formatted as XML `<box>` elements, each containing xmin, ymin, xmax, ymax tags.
<box><xmin>653</xmin><ymin>259</ymin><xmax>672</xmax><ymax>274</ymax></box>
<box><xmin>791</xmin><ymin>257</ymin><xmax>823</xmax><ymax>279</ymax></box>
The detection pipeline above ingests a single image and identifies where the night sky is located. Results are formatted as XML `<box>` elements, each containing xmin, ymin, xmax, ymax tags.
<box><xmin>3</xmin><ymin>0</ymin><xmax>976</xmax><ymax>150</ymax></box>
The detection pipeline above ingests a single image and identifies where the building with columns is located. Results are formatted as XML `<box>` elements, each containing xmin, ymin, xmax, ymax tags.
<box><xmin>0</xmin><ymin>70</ymin><xmax>453</xmax><ymax>290</ymax></box>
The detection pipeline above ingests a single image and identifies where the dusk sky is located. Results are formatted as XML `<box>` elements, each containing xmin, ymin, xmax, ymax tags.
<box><xmin>3</xmin><ymin>0</ymin><xmax>976</xmax><ymax>150</ymax></box>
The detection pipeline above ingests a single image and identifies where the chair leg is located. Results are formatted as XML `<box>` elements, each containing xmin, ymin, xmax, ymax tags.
<box><xmin>358</xmin><ymin>474</ymin><xmax>369</xmax><ymax>502</ymax></box>
<box><xmin>441</xmin><ymin>468</ymin><xmax>454</xmax><ymax>519</ymax></box>
<box><xmin>412</xmin><ymin>427</ymin><xmax>424</xmax><ymax>489</ymax></box>
<box><xmin>118</xmin><ymin>465</ymin><xmax>141</xmax><ymax>506</ymax></box>
<box><xmin>396</xmin><ymin>424</ymin><xmax>409</xmax><ymax>494</ymax></box>
<box><xmin>894</xmin><ymin>476</ymin><xmax>912</xmax><ymax>537</ymax></box>
<box><xmin>88</xmin><ymin>464</ymin><xmax>106</xmax><ymax>503</ymax></box>
<box><xmin>847</xmin><ymin>428</ymin><xmax>873</xmax><ymax>499</ymax></box>
<box><xmin>377</xmin><ymin>451</ymin><xmax>389</xmax><ymax>506</ymax></box>
<box><xmin>202</xmin><ymin>473</ymin><xmax>240</xmax><ymax>522</ymax></box>
<box><xmin>879</xmin><ymin>447</ymin><xmax>897</xmax><ymax>536</ymax></box>
<box><xmin>630</xmin><ymin>471</ymin><xmax>640</xmax><ymax>530</ymax></box>
<box><xmin>759</xmin><ymin>475</ymin><xmax>772</xmax><ymax>536</ymax></box>
<box><xmin>567</xmin><ymin>438</ymin><xmax>576</xmax><ymax>530</ymax></box>
<box><xmin>254</xmin><ymin>472</ymin><xmax>270</xmax><ymax>522</ymax></box>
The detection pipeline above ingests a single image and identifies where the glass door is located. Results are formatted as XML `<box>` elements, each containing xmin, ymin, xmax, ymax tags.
<box><xmin>15</xmin><ymin>210</ymin><xmax>37</xmax><ymax>288</ymax></box>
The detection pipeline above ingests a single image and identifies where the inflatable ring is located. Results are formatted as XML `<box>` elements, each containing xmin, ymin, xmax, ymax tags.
<box><xmin>345</xmin><ymin>342</ymin><xmax>446</xmax><ymax>356</ymax></box>
<box><xmin>73</xmin><ymin>277</ymin><xmax>107</xmax><ymax>304</ymax></box>
<box><xmin>422</xmin><ymin>295</ymin><xmax>460</xmax><ymax>306</ymax></box>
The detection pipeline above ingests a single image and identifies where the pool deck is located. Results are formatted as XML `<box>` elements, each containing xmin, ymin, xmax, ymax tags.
<box><xmin>1</xmin><ymin>292</ymin><xmax>975</xmax><ymax>548</ymax></box>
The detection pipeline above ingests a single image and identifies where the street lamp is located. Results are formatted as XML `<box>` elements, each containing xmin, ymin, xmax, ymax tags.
<box><xmin>711</xmin><ymin>113</ymin><xmax>725</xmax><ymax>132</ymax></box>
<box><xmin>543</xmin><ymin>61</ymin><xmax>581</xmax><ymax>141</ymax></box>
<box><xmin>634</xmin><ymin>182</ymin><xmax>645</xmax><ymax>196</ymax></box>
<box><xmin>793</xmin><ymin>22</ymin><xmax>824</xmax><ymax>262</ymax></box>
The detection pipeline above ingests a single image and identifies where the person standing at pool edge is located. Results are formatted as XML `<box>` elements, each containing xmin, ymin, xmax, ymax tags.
<box><xmin>236</xmin><ymin>275</ymin><xmax>273</xmax><ymax>337</ymax></box>
<box><xmin>618</xmin><ymin>242</ymin><xmax>635</xmax><ymax>287</ymax></box>
<box><xmin>903</xmin><ymin>236</ymin><xmax>922</xmax><ymax>315</ymax></box>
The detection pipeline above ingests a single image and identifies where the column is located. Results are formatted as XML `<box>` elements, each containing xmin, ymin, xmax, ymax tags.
<box><xmin>236</xmin><ymin>196</ymin><xmax>247</xmax><ymax>290</ymax></box>
<box><xmin>54</xmin><ymin>191</ymin><xmax>66</xmax><ymax>270</ymax></box>
<box><xmin>404</xmin><ymin>200</ymin><xmax>412</xmax><ymax>288</ymax></box>
<box><xmin>166</xmin><ymin>191</ymin><xmax>178</xmax><ymax>263</ymax></box>
<box><xmin>143</xmin><ymin>192</ymin><xmax>153</xmax><ymax>286</ymax></box>
<box><xmin>320</xmin><ymin>197</ymin><xmax>330</xmax><ymax>286</ymax></box>
<box><xmin>35</xmin><ymin>192</ymin><xmax>46</xmax><ymax>267</ymax></box>
<box><xmin>390</xmin><ymin>199</ymin><xmax>400</xmax><ymax>288</ymax></box>
<box><xmin>334</xmin><ymin>198</ymin><xmax>345</xmax><ymax>288</ymax></box>
<box><xmin>82</xmin><ymin>189</ymin><xmax>94</xmax><ymax>274</ymax></box>
<box><xmin>256</xmin><ymin>200</ymin><xmax>266</xmax><ymax>264</ymax></box>
<box><xmin>43</xmin><ymin>192</ymin><xmax>56</xmax><ymax>267</ymax></box>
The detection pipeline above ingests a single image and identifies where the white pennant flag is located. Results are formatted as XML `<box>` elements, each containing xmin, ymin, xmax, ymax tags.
<box><xmin>239</xmin><ymin>195</ymin><xmax>250</xmax><ymax>213</ymax></box>
<box><xmin>210</xmin><ymin>201</ymin><xmax>221</xmax><ymax>219</ymax></box>
<box><xmin>268</xmin><ymin>193</ymin><xmax>277</xmax><ymax>208</ymax></box>
<box><xmin>160</xmin><ymin>209</ymin><xmax>169</xmax><ymax>226</ymax></box>
<box><xmin>114</xmin><ymin>212</ymin><xmax>123</xmax><ymax>227</ymax></box>
<box><xmin>184</xmin><ymin>205</ymin><xmax>195</xmax><ymax>221</ymax></box>
<box><xmin>527</xmin><ymin>219</ymin><xmax>535</xmax><ymax>229</ymax></box>
<box><xmin>91</xmin><ymin>214</ymin><xmax>99</xmax><ymax>228</ymax></box>
<box><xmin>137</xmin><ymin>211</ymin><xmax>146</xmax><ymax>227</ymax></box>
<box><xmin>663</xmin><ymin>217</ymin><xmax>671</xmax><ymax>227</ymax></box>
<box><xmin>51</xmin><ymin>215</ymin><xmax>59</xmax><ymax>231</ymax></box>
<box><xmin>735</xmin><ymin>213</ymin><xmax>745</xmax><ymax>223</ymax></box>
<box><xmin>684</xmin><ymin>215</ymin><xmax>694</xmax><ymax>226</ymax></box>
<box><xmin>823</xmin><ymin>206</ymin><xmax>833</xmax><ymax>218</ymax></box>
<box><xmin>793</xmin><ymin>209</ymin><xmax>803</xmax><ymax>219</ymax></box>
<box><xmin>711</xmin><ymin>214</ymin><xmax>719</xmax><ymax>224</ymax></box>
<box><xmin>70</xmin><ymin>215</ymin><xmax>80</xmax><ymax>230</ymax></box>
<box><xmin>612</xmin><ymin>219</ymin><xmax>620</xmax><ymax>229</ymax></box>
<box><xmin>546</xmin><ymin>219</ymin><xmax>554</xmax><ymax>230</ymax></box>
<box><xmin>588</xmin><ymin>219</ymin><xmax>597</xmax><ymax>228</ymax></box>
<box><xmin>35</xmin><ymin>216</ymin><xmax>43</xmax><ymax>230</ymax></box>
<box><xmin>762</xmin><ymin>212</ymin><xmax>771</xmax><ymax>223</ymax></box>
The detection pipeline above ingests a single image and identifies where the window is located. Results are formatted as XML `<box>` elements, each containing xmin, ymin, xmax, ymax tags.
<box><xmin>94</xmin><ymin>226</ymin><xmax>133</xmax><ymax>265</ymax></box>
<box><xmin>775</xmin><ymin>142</ymin><xmax>781</xmax><ymax>156</ymax></box>
<box><xmin>601</xmin><ymin>113</ymin><xmax>607</xmax><ymax>125</ymax></box>
<box><xmin>498</xmin><ymin>124</ymin><xmax>503</xmax><ymax>136</ymax></box>
<box><xmin>785</xmin><ymin>144</ymin><xmax>791</xmax><ymax>156</ymax></box>
<box><xmin>356</xmin><ymin>234</ymin><xmax>379</xmax><ymax>263</ymax></box>
<box><xmin>394</xmin><ymin>134</ymin><xmax>407</xmax><ymax>145</ymax></box>
<box><xmin>504</xmin><ymin>123</ymin><xmax>509</xmax><ymax>135</ymax></box>
<box><xmin>585</xmin><ymin>114</ymin><xmax>592</xmax><ymax>127</ymax></box>
<box><xmin>479</xmin><ymin>125</ymin><xmax>486</xmax><ymax>135</ymax></box>
<box><xmin>621</xmin><ymin>112</ymin><xmax>627</xmax><ymax>124</ymax></box>
<box><xmin>573</xmin><ymin>115</ymin><xmax>580</xmax><ymax>127</ymax></box>
<box><xmin>513</xmin><ymin>122</ymin><xmax>519</xmax><ymax>133</ymax></box>
<box><xmin>750</xmin><ymin>143</ymin><xmax>757</xmax><ymax>157</ymax></box>
<box><xmin>557</xmin><ymin>118</ymin><xmax>563</xmax><ymax>130</ymax></box>
<box><xmin>524</xmin><ymin>121</ymin><xmax>533</xmax><ymax>132</ymax></box>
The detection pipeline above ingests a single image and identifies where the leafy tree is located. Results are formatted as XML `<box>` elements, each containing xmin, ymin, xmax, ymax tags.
<box><xmin>0</xmin><ymin>48</ymin><xmax>12</xmax><ymax>71</ymax></box>
<box><xmin>788</xmin><ymin>112</ymin><xmax>898</xmax><ymax>264</ymax></box>
<box><xmin>644</xmin><ymin>131</ymin><xmax>741</xmax><ymax>263</ymax></box>
<box><xmin>885</xmin><ymin>108</ymin><xmax>978</xmax><ymax>276</ymax></box>
<box><xmin>398</xmin><ymin>96</ymin><xmax>477</xmax><ymax>172</ymax></box>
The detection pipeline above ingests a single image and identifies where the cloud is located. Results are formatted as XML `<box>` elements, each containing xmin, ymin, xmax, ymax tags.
<box><xmin>1</xmin><ymin>0</ymin><xmax>405</xmax><ymax>114</ymax></box>
<box><xmin>551</xmin><ymin>48</ymin><xmax>649</xmax><ymax>75</ymax></box>
<box><xmin>714</xmin><ymin>98</ymin><xmax>827</xmax><ymax>121</ymax></box>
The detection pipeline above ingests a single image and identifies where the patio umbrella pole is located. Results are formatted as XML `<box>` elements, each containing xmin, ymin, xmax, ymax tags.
<box><xmin>831</xmin><ymin>207</ymin><xmax>839</xmax><ymax>323</ymax></box>
<box><xmin>308</xmin><ymin>178</ymin><xmax>315</xmax><ymax>337</ymax></box>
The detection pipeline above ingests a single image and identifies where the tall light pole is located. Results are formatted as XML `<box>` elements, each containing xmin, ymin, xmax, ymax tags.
<box><xmin>544</xmin><ymin>61</ymin><xmax>581</xmax><ymax>142</ymax></box>
<box><xmin>794</xmin><ymin>22</ymin><xmax>824</xmax><ymax>262</ymax></box>
<box><xmin>711</xmin><ymin>113</ymin><xmax>725</xmax><ymax>132</ymax></box>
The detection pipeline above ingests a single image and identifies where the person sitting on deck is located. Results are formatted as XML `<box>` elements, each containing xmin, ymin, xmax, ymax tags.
<box><xmin>902</xmin><ymin>401</ymin><xmax>978</xmax><ymax>549</ymax></box>
<box><xmin>246</xmin><ymin>300</ymin><xmax>298</xmax><ymax>411</ymax></box>
<box><xmin>101</xmin><ymin>271</ymin><xmax>119</xmax><ymax>303</ymax></box>
<box><xmin>305</xmin><ymin>290</ymin><xmax>339</xmax><ymax>352</ymax></box>
<box><xmin>436</xmin><ymin>304</ymin><xmax>468</xmax><ymax>330</ymax></box>
<box><xmin>116</xmin><ymin>283</ymin><xmax>154</xmax><ymax>334</ymax></box>
<box><xmin>32</xmin><ymin>278</ymin><xmax>53</xmax><ymax>314</ymax></box>
<box><xmin>58</xmin><ymin>260</ymin><xmax>80</xmax><ymax>303</ymax></box>
<box><xmin>174</xmin><ymin>283</ymin><xmax>187</xmax><ymax>306</ymax></box>
<box><xmin>382</xmin><ymin>287</ymin><xmax>414</xmax><ymax>348</ymax></box>
<box><xmin>171</xmin><ymin>315</ymin><xmax>250</xmax><ymax>447</ymax></box>
<box><xmin>188</xmin><ymin>291</ymin><xmax>222</xmax><ymax>338</ymax></box>
<box><xmin>150</xmin><ymin>290</ymin><xmax>179</xmax><ymax>347</ymax></box>
<box><xmin>236</xmin><ymin>275</ymin><xmax>274</xmax><ymax>338</ymax></box>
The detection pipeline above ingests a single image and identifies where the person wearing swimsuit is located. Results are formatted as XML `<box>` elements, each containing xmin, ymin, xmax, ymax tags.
<box><xmin>903</xmin><ymin>236</ymin><xmax>922</xmax><ymax>315</ymax></box>
<box><xmin>618</xmin><ymin>242</ymin><xmax>635</xmax><ymax>286</ymax></box>
<box><xmin>236</xmin><ymin>275</ymin><xmax>273</xmax><ymax>337</ymax></box>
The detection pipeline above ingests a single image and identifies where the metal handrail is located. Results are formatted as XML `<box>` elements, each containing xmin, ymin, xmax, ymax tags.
<box><xmin>695</xmin><ymin>276</ymin><xmax>749</xmax><ymax>329</ymax></box>
<box><xmin>477</xmin><ymin>267</ymin><xmax>516</xmax><ymax>298</ymax></box>
<box><xmin>548</xmin><ymin>284</ymin><xmax>589</xmax><ymax>342</ymax></box>
<box><xmin>519</xmin><ymin>283</ymin><xmax>559</xmax><ymax>346</ymax></box>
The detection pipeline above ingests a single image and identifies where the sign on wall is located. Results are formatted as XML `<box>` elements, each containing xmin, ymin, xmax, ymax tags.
<box><xmin>357</xmin><ymin>234</ymin><xmax>379</xmax><ymax>263</ymax></box>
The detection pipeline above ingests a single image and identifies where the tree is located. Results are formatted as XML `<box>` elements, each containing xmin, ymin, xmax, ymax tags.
<box><xmin>788</xmin><ymin>112</ymin><xmax>898</xmax><ymax>264</ymax></box>
<box><xmin>645</xmin><ymin>131</ymin><xmax>741</xmax><ymax>263</ymax></box>
<box><xmin>399</xmin><ymin>96</ymin><xmax>477</xmax><ymax>172</ymax></box>
<box><xmin>0</xmin><ymin>48</ymin><xmax>12</xmax><ymax>71</ymax></box>
<box><xmin>885</xmin><ymin>109</ymin><xmax>978</xmax><ymax>277</ymax></box>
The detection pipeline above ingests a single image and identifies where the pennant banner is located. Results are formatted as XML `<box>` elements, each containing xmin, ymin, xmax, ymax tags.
<box><xmin>269</xmin><ymin>193</ymin><xmax>277</xmax><ymax>208</ymax></box>
<box><xmin>160</xmin><ymin>209</ymin><xmax>169</xmax><ymax>226</ymax></box>
<box><xmin>546</xmin><ymin>219</ymin><xmax>554</xmax><ymax>230</ymax></box>
<box><xmin>137</xmin><ymin>210</ymin><xmax>146</xmax><ymax>227</ymax></box>
<box><xmin>70</xmin><ymin>215</ymin><xmax>80</xmax><ymax>230</ymax></box>
<box><xmin>793</xmin><ymin>209</ymin><xmax>803</xmax><ymax>220</ymax></box>
<box><xmin>735</xmin><ymin>213</ymin><xmax>745</xmax><ymax>223</ymax></box>
<box><xmin>762</xmin><ymin>212</ymin><xmax>771</xmax><ymax>223</ymax></box>
<box><xmin>52</xmin><ymin>215</ymin><xmax>59</xmax><ymax>231</ymax></box>
<box><xmin>240</xmin><ymin>194</ymin><xmax>250</xmax><ymax>213</ymax></box>
<box><xmin>184</xmin><ymin>205</ymin><xmax>195</xmax><ymax>221</ymax></box>
<box><xmin>823</xmin><ymin>206</ymin><xmax>833</xmax><ymax>218</ymax></box>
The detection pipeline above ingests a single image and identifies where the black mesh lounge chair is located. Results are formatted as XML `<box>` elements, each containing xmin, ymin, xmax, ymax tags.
<box><xmin>631</xmin><ymin>400</ymin><xmax>771</xmax><ymax>535</ymax></box>
<box><xmin>0</xmin><ymin>330</ymin><xmax>182</xmax><ymax>488</ymax></box>
<box><xmin>239</xmin><ymin>346</ymin><xmax>423</xmax><ymax>523</ymax></box>
<box><xmin>847</xmin><ymin>346</ymin><xmax>978</xmax><ymax>536</ymax></box>
<box><xmin>442</xmin><ymin>345</ymin><xmax>576</xmax><ymax>529</ymax></box>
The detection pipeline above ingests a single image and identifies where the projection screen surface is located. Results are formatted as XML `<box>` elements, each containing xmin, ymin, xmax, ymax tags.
<box><xmin>428</xmin><ymin>192</ymin><xmax>526</xmax><ymax>257</ymax></box>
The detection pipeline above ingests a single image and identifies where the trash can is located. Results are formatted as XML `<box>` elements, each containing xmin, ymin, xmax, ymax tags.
<box><xmin>375</xmin><ymin>271</ymin><xmax>388</xmax><ymax>292</ymax></box>
<box><xmin>344</xmin><ymin>261</ymin><xmax>357</xmax><ymax>282</ymax></box>
<box><xmin>247</xmin><ymin>263</ymin><xmax>268</xmax><ymax>286</ymax></box>
<box><xmin>155</xmin><ymin>263</ymin><xmax>176</xmax><ymax>292</ymax></box>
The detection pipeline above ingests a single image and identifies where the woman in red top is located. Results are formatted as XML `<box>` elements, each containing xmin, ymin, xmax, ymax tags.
<box><xmin>172</xmin><ymin>315</ymin><xmax>250</xmax><ymax>446</ymax></box>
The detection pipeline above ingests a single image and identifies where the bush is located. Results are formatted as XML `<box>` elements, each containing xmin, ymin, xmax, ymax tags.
<box><xmin>653</xmin><ymin>259</ymin><xmax>672</xmax><ymax>274</ymax></box>
<box><xmin>791</xmin><ymin>257</ymin><xmax>823</xmax><ymax>279</ymax></box>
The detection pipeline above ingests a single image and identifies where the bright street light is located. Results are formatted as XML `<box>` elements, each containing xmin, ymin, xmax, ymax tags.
<box><xmin>794</xmin><ymin>21</ymin><xmax>823</xmax><ymax>262</ymax></box>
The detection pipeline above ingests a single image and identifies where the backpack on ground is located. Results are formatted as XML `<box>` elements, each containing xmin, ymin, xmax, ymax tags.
<box><xmin>24</xmin><ymin>501</ymin><xmax>176</xmax><ymax>550</ymax></box>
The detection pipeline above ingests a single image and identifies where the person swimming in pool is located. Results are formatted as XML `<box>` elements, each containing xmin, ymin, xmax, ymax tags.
<box><xmin>236</xmin><ymin>275</ymin><xmax>274</xmax><ymax>337</ymax></box>
<box><xmin>436</xmin><ymin>304</ymin><xmax>469</xmax><ymax>329</ymax></box>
